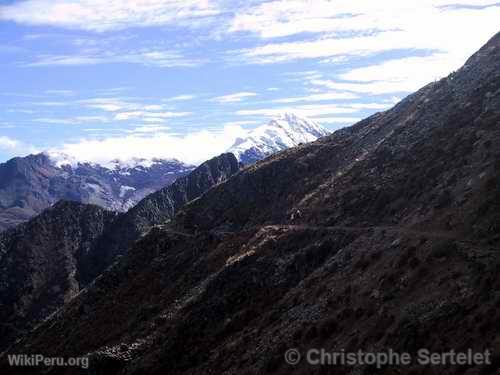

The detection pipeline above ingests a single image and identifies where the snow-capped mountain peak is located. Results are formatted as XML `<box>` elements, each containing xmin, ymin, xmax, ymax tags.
<box><xmin>228</xmin><ymin>113</ymin><xmax>330</xmax><ymax>165</ymax></box>
<box><xmin>45</xmin><ymin>151</ymin><xmax>189</xmax><ymax>171</ymax></box>
<box><xmin>0</xmin><ymin>151</ymin><xmax>196</xmax><ymax>231</ymax></box>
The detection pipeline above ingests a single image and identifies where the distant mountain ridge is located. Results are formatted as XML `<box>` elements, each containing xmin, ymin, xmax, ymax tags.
<box><xmin>0</xmin><ymin>153</ymin><xmax>194</xmax><ymax>231</ymax></box>
<box><xmin>228</xmin><ymin>113</ymin><xmax>330</xmax><ymax>165</ymax></box>
<box><xmin>0</xmin><ymin>153</ymin><xmax>240</xmax><ymax>352</ymax></box>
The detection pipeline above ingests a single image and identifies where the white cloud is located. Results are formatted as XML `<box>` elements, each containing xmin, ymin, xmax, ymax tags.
<box><xmin>32</xmin><ymin>101</ymin><xmax>68</xmax><ymax>107</ymax></box>
<box><xmin>333</xmin><ymin>54</ymin><xmax>464</xmax><ymax>94</ymax></box>
<box><xmin>236</xmin><ymin>102</ymin><xmax>391</xmax><ymax>118</ymax></box>
<box><xmin>51</xmin><ymin>126</ymin><xmax>247</xmax><ymax>166</ymax></box>
<box><xmin>6</xmin><ymin>109</ymin><xmax>36</xmax><ymax>114</ymax></box>
<box><xmin>126</xmin><ymin>125</ymin><xmax>171</xmax><ymax>134</ymax></box>
<box><xmin>346</xmin><ymin>103</ymin><xmax>393</xmax><ymax>110</ymax></box>
<box><xmin>24</xmin><ymin>49</ymin><xmax>204</xmax><ymax>68</ymax></box>
<box><xmin>78</xmin><ymin>98</ymin><xmax>184</xmax><ymax>116</ymax></box>
<box><xmin>236</xmin><ymin>104</ymin><xmax>359</xmax><ymax>118</ymax></box>
<box><xmin>143</xmin><ymin>104</ymin><xmax>164</xmax><ymax>111</ymax></box>
<box><xmin>113</xmin><ymin>111</ymin><xmax>191</xmax><ymax>121</ymax></box>
<box><xmin>311</xmin><ymin>117</ymin><xmax>362</xmax><ymax>124</ymax></box>
<box><xmin>0</xmin><ymin>136</ymin><xmax>38</xmax><ymax>155</ymax></box>
<box><xmin>79</xmin><ymin>98</ymin><xmax>128</xmax><ymax>112</ymax></box>
<box><xmin>142</xmin><ymin>117</ymin><xmax>168</xmax><ymax>123</ymax></box>
<box><xmin>272</xmin><ymin>92</ymin><xmax>359</xmax><ymax>103</ymax></box>
<box><xmin>230</xmin><ymin>1</ymin><xmax>500</xmax><ymax>96</ymax></box>
<box><xmin>303</xmin><ymin>53</ymin><xmax>471</xmax><ymax>95</ymax></box>
<box><xmin>113</xmin><ymin>112</ymin><xmax>147</xmax><ymax>121</ymax></box>
<box><xmin>25</xmin><ymin>55</ymin><xmax>104</xmax><ymax>66</ymax></box>
<box><xmin>222</xmin><ymin>120</ymin><xmax>261</xmax><ymax>127</ymax></box>
<box><xmin>44</xmin><ymin>89</ymin><xmax>75</xmax><ymax>96</ymax></box>
<box><xmin>23</xmin><ymin>97</ymin><xmax>192</xmax><ymax>129</ymax></box>
<box><xmin>34</xmin><ymin>116</ymin><xmax>110</xmax><ymax>125</ymax></box>
<box><xmin>230</xmin><ymin>0</ymin><xmax>499</xmax><ymax>39</ymax></box>
<box><xmin>211</xmin><ymin>92</ymin><xmax>258</xmax><ymax>103</ymax></box>
<box><xmin>90</xmin><ymin>103</ymin><xmax>123</xmax><ymax>112</ymax></box>
<box><xmin>310</xmin><ymin>78</ymin><xmax>433</xmax><ymax>96</ymax></box>
<box><xmin>0</xmin><ymin>136</ymin><xmax>21</xmax><ymax>150</ymax></box>
<box><xmin>282</xmin><ymin>70</ymin><xmax>323</xmax><ymax>81</ymax></box>
<box><xmin>0</xmin><ymin>0</ymin><xmax>220</xmax><ymax>32</ymax></box>
<box><xmin>164</xmin><ymin>94</ymin><xmax>197</xmax><ymax>102</ymax></box>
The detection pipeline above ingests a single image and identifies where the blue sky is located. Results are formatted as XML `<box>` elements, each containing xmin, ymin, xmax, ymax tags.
<box><xmin>0</xmin><ymin>0</ymin><xmax>499</xmax><ymax>165</ymax></box>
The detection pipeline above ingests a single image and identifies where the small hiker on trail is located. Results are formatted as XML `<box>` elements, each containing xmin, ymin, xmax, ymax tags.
<box><xmin>290</xmin><ymin>209</ymin><xmax>302</xmax><ymax>222</ymax></box>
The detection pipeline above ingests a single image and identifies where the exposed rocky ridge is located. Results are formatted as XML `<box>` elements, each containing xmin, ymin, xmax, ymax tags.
<box><xmin>79</xmin><ymin>153</ymin><xmax>240</xmax><ymax>285</ymax></box>
<box><xmin>1</xmin><ymin>33</ymin><xmax>500</xmax><ymax>375</ymax></box>
<box><xmin>0</xmin><ymin>153</ymin><xmax>239</xmax><ymax>353</ymax></box>
<box><xmin>125</xmin><ymin>152</ymin><xmax>240</xmax><ymax>235</ymax></box>
<box><xmin>0</xmin><ymin>154</ymin><xmax>194</xmax><ymax>232</ymax></box>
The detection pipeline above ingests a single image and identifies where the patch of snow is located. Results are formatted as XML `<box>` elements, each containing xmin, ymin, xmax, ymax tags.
<box><xmin>84</xmin><ymin>183</ymin><xmax>103</xmax><ymax>194</ymax></box>
<box><xmin>45</xmin><ymin>151</ymin><xmax>194</xmax><ymax>179</ymax></box>
<box><xmin>45</xmin><ymin>151</ymin><xmax>79</xmax><ymax>168</ymax></box>
<box><xmin>119</xmin><ymin>185</ymin><xmax>136</xmax><ymax>198</ymax></box>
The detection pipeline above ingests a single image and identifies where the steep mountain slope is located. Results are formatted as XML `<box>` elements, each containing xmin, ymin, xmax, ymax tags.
<box><xmin>228</xmin><ymin>113</ymin><xmax>330</xmax><ymax>165</ymax></box>
<box><xmin>2</xmin><ymin>33</ymin><xmax>500</xmax><ymax>375</ymax></box>
<box><xmin>0</xmin><ymin>153</ymin><xmax>239</xmax><ymax>352</ymax></box>
<box><xmin>0</xmin><ymin>201</ymin><xmax>117</xmax><ymax>352</ymax></box>
<box><xmin>0</xmin><ymin>154</ymin><xmax>194</xmax><ymax>232</ymax></box>
<box><xmin>125</xmin><ymin>152</ymin><xmax>240</xmax><ymax>235</ymax></box>
<box><xmin>79</xmin><ymin>153</ymin><xmax>240</xmax><ymax>285</ymax></box>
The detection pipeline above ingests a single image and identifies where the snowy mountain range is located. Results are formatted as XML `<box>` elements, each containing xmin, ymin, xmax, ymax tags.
<box><xmin>0</xmin><ymin>113</ymin><xmax>327</xmax><ymax>231</ymax></box>
<box><xmin>228</xmin><ymin>113</ymin><xmax>330</xmax><ymax>165</ymax></box>
<box><xmin>0</xmin><ymin>153</ymin><xmax>194</xmax><ymax>231</ymax></box>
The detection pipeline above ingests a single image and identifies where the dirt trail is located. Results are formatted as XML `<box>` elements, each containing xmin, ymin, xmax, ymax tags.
<box><xmin>163</xmin><ymin>223</ymin><xmax>460</xmax><ymax>241</ymax></box>
<box><xmin>257</xmin><ymin>224</ymin><xmax>498</xmax><ymax>260</ymax></box>
<box><xmin>261</xmin><ymin>224</ymin><xmax>460</xmax><ymax>240</ymax></box>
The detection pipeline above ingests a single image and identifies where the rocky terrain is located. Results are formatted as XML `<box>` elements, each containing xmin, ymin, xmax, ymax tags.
<box><xmin>228</xmin><ymin>113</ymin><xmax>330</xmax><ymax>165</ymax></box>
<box><xmin>0</xmin><ymin>153</ymin><xmax>239</xmax><ymax>353</ymax></box>
<box><xmin>0</xmin><ymin>201</ymin><xmax>117</xmax><ymax>352</ymax></box>
<box><xmin>1</xmin><ymin>32</ymin><xmax>499</xmax><ymax>375</ymax></box>
<box><xmin>0</xmin><ymin>154</ymin><xmax>194</xmax><ymax>232</ymax></box>
<box><xmin>80</xmin><ymin>153</ymin><xmax>240</xmax><ymax>285</ymax></box>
